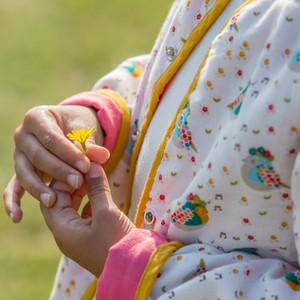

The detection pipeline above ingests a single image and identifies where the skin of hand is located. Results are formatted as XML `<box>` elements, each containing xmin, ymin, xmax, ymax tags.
<box><xmin>3</xmin><ymin>105</ymin><xmax>110</xmax><ymax>223</ymax></box>
<box><xmin>40</xmin><ymin>162</ymin><xmax>135</xmax><ymax>277</ymax></box>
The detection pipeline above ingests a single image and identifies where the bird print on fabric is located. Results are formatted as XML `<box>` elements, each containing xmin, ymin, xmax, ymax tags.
<box><xmin>241</xmin><ymin>147</ymin><xmax>289</xmax><ymax>191</ymax></box>
<box><xmin>182</xmin><ymin>258</ymin><xmax>207</xmax><ymax>283</ymax></box>
<box><xmin>285</xmin><ymin>270</ymin><xmax>300</xmax><ymax>291</ymax></box>
<box><xmin>288</xmin><ymin>48</ymin><xmax>300</xmax><ymax>72</ymax></box>
<box><xmin>122</xmin><ymin>61</ymin><xmax>143</xmax><ymax>77</ymax></box>
<box><xmin>227</xmin><ymin>82</ymin><xmax>250</xmax><ymax>117</ymax></box>
<box><xmin>172</xmin><ymin>100</ymin><xmax>198</xmax><ymax>152</ymax></box>
<box><xmin>171</xmin><ymin>193</ymin><xmax>209</xmax><ymax>230</ymax></box>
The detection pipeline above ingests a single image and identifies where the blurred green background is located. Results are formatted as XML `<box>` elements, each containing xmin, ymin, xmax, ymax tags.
<box><xmin>0</xmin><ymin>0</ymin><xmax>171</xmax><ymax>298</ymax></box>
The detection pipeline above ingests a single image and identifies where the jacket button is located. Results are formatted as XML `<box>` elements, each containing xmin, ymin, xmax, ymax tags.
<box><xmin>166</xmin><ymin>45</ymin><xmax>177</xmax><ymax>61</ymax></box>
<box><xmin>131</xmin><ymin>130</ymin><xmax>140</xmax><ymax>141</ymax></box>
<box><xmin>143</xmin><ymin>209</ymin><xmax>156</xmax><ymax>225</ymax></box>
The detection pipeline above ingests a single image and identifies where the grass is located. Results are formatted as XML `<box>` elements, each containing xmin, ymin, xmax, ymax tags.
<box><xmin>0</xmin><ymin>0</ymin><xmax>172</xmax><ymax>298</ymax></box>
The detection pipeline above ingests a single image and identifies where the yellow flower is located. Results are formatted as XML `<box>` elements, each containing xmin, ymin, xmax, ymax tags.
<box><xmin>67</xmin><ymin>128</ymin><xmax>95</xmax><ymax>155</ymax></box>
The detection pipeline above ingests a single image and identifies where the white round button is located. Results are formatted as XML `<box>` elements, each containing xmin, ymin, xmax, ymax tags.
<box><xmin>166</xmin><ymin>45</ymin><xmax>177</xmax><ymax>61</ymax></box>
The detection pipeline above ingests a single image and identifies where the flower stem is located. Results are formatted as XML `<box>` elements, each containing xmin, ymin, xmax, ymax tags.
<box><xmin>81</xmin><ymin>142</ymin><xmax>88</xmax><ymax>155</ymax></box>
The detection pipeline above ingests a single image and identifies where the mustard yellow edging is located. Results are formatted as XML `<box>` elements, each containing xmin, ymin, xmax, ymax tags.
<box><xmin>135</xmin><ymin>241</ymin><xmax>183</xmax><ymax>300</ymax></box>
<box><xmin>96</xmin><ymin>89</ymin><xmax>131</xmax><ymax>177</ymax></box>
<box><xmin>125</xmin><ymin>0</ymin><xmax>231</xmax><ymax>217</ymax></box>
<box><xmin>134</xmin><ymin>0</ymin><xmax>255</xmax><ymax>227</ymax></box>
<box><xmin>80</xmin><ymin>278</ymin><xmax>98</xmax><ymax>300</ymax></box>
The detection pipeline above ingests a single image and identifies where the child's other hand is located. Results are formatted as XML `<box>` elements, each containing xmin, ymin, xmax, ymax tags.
<box><xmin>40</xmin><ymin>162</ymin><xmax>134</xmax><ymax>277</ymax></box>
<box><xmin>3</xmin><ymin>105</ymin><xmax>109</xmax><ymax>223</ymax></box>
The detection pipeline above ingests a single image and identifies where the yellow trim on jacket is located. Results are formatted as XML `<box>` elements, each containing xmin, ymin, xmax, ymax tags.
<box><xmin>126</xmin><ymin>0</ymin><xmax>231</xmax><ymax>217</ymax></box>
<box><xmin>135</xmin><ymin>241</ymin><xmax>183</xmax><ymax>300</ymax></box>
<box><xmin>80</xmin><ymin>278</ymin><xmax>98</xmax><ymax>300</ymax></box>
<box><xmin>134</xmin><ymin>0</ymin><xmax>255</xmax><ymax>227</ymax></box>
<box><xmin>96</xmin><ymin>89</ymin><xmax>131</xmax><ymax>177</ymax></box>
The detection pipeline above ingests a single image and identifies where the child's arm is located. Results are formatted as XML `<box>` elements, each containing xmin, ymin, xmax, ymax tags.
<box><xmin>3</xmin><ymin>55</ymin><xmax>149</xmax><ymax>223</ymax></box>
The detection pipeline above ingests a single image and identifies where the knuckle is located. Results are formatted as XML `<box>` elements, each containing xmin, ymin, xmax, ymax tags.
<box><xmin>13</xmin><ymin>125</ymin><xmax>23</xmax><ymax>144</ymax></box>
<box><xmin>42</xmin><ymin>131</ymin><xmax>58</xmax><ymax>151</ymax></box>
<box><xmin>14</xmin><ymin>160</ymin><xmax>23</xmax><ymax>177</ymax></box>
<box><xmin>2</xmin><ymin>189</ymin><xmax>9</xmax><ymax>205</ymax></box>
<box><xmin>23</xmin><ymin>182</ymin><xmax>40</xmax><ymax>200</ymax></box>
<box><xmin>14</xmin><ymin>172</ymin><xmax>40</xmax><ymax>200</ymax></box>
<box><xmin>50</xmin><ymin>166</ymin><xmax>65</xmax><ymax>181</ymax></box>
<box><xmin>27</xmin><ymin>147</ymin><xmax>44</xmax><ymax>164</ymax></box>
<box><xmin>88</xmin><ymin>181</ymin><xmax>109</xmax><ymax>197</ymax></box>
<box><xmin>23</xmin><ymin>106</ymin><xmax>42</xmax><ymax>124</ymax></box>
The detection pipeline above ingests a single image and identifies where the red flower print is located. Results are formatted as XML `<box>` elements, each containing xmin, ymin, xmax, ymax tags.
<box><xmin>159</xmin><ymin>194</ymin><xmax>165</xmax><ymax>201</ymax></box>
<box><xmin>242</xmin><ymin>218</ymin><xmax>250</xmax><ymax>225</ymax></box>
<box><xmin>246</xmin><ymin>235</ymin><xmax>255</xmax><ymax>241</ymax></box>
<box><xmin>289</xmin><ymin>149</ymin><xmax>296</xmax><ymax>155</ymax></box>
<box><xmin>282</xmin><ymin>193</ymin><xmax>289</xmax><ymax>200</ymax></box>
<box><xmin>202</xmin><ymin>106</ymin><xmax>209</xmax><ymax>113</ymax></box>
<box><xmin>236</xmin><ymin>69</ymin><xmax>243</xmax><ymax>77</ymax></box>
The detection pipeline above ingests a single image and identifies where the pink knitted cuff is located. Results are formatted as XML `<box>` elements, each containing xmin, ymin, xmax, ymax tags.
<box><xmin>96</xmin><ymin>229</ymin><xmax>168</xmax><ymax>300</ymax></box>
<box><xmin>60</xmin><ymin>90</ymin><xmax>122</xmax><ymax>154</ymax></box>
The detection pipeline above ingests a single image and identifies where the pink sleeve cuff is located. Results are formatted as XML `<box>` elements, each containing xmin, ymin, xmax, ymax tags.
<box><xmin>96</xmin><ymin>229</ymin><xmax>168</xmax><ymax>300</ymax></box>
<box><xmin>60</xmin><ymin>90</ymin><xmax>122</xmax><ymax>154</ymax></box>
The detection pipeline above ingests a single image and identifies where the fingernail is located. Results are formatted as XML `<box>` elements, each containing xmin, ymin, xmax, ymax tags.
<box><xmin>76</xmin><ymin>160</ymin><xmax>87</xmax><ymax>173</ymax></box>
<box><xmin>88</xmin><ymin>163</ymin><xmax>102</xmax><ymax>179</ymax></box>
<box><xmin>9</xmin><ymin>213</ymin><xmax>14</xmax><ymax>221</ymax></box>
<box><xmin>40</xmin><ymin>193</ymin><xmax>51</xmax><ymax>207</ymax></box>
<box><xmin>67</xmin><ymin>174</ymin><xmax>79</xmax><ymax>189</ymax></box>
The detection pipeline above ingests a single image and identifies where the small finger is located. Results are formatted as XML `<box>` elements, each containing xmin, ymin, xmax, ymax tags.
<box><xmin>86</xmin><ymin>144</ymin><xmax>110</xmax><ymax>164</ymax></box>
<box><xmin>14</xmin><ymin>152</ymin><xmax>56</xmax><ymax>207</ymax></box>
<box><xmin>3</xmin><ymin>175</ymin><xmax>24</xmax><ymax>223</ymax></box>
<box><xmin>40</xmin><ymin>180</ymin><xmax>82</xmax><ymax>236</ymax></box>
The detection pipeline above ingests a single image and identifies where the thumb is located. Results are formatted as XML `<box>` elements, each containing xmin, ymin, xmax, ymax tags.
<box><xmin>85</xmin><ymin>162</ymin><xmax>111</xmax><ymax>210</ymax></box>
<box><xmin>86</xmin><ymin>143</ymin><xmax>110</xmax><ymax>164</ymax></box>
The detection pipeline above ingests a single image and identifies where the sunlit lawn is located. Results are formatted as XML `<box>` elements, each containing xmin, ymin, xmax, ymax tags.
<box><xmin>0</xmin><ymin>0</ymin><xmax>171</xmax><ymax>298</ymax></box>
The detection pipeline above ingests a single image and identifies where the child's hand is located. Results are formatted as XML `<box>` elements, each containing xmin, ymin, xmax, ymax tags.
<box><xmin>3</xmin><ymin>105</ymin><xmax>109</xmax><ymax>223</ymax></box>
<box><xmin>40</xmin><ymin>162</ymin><xmax>134</xmax><ymax>277</ymax></box>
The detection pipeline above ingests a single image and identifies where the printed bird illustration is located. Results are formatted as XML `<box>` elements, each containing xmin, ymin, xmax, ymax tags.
<box><xmin>172</xmin><ymin>100</ymin><xmax>198</xmax><ymax>152</ymax></box>
<box><xmin>182</xmin><ymin>258</ymin><xmax>207</xmax><ymax>283</ymax></box>
<box><xmin>227</xmin><ymin>82</ymin><xmax>249</xmax><ymax>117</ymax></box>
<box><xmin>285</xmin><ymin>271</ymin><xmax>300</xmax><ymax>291</ymax></box>
<box><xmin>122</xmin><ymin>61</ymin><xmax>143</xmax><ymax>77</ymax></box>
<box><xmin>241</xmin><ymin>147</ymin><xmax>289</xmax><ymax>191</ymax></box>
<box><xmin>229</xmin><ymin>16</ymin><xmax>239</xmax><ymax>32</ymax></box>
<box><xmin>288</xmin><ymin>48</ymin><xmax>300</xmax><ymax>72</ymax></box>
<box><xmin>171</xmin><ymin>193</ymin><xmax>209</xmax><ymax>230</ymax></box>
